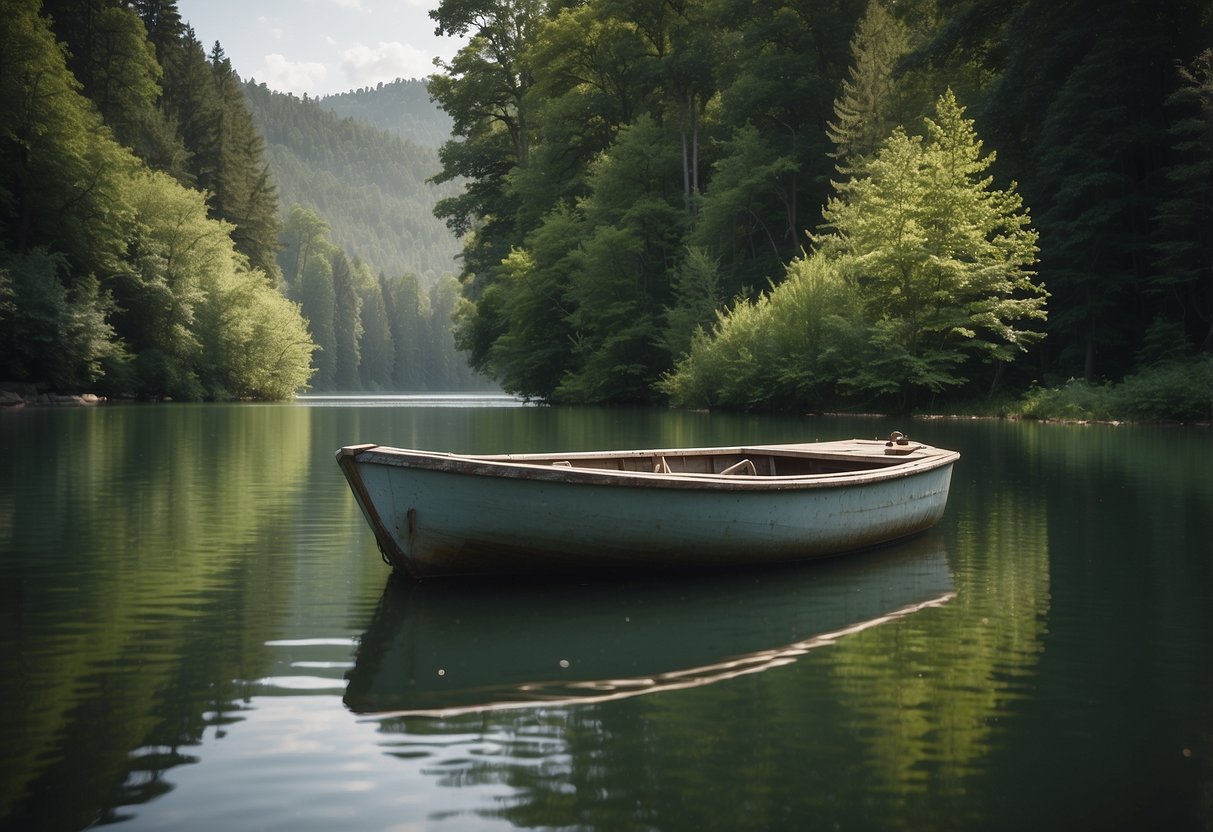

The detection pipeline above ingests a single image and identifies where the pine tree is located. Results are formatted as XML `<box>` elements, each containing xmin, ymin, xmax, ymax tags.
<box><xmin>817</xmin><ymin>90</ymin><xmax>1045</xmax><ymax>409</ymax></box>
<box><xmin>205</xmin><ymin>42</ymin><xmax>281</xmax><ymax>281</ymax></box>
<box><xmin>331</xmin><ymin>251</ymin><xmax>362</xmax><ymax>389</ymax></box>
<box><xmin>358</xmin><ymin>271</ymin><xmax>394</xmax><ymax>389</ymax></box>
<box><xmin>1153</xmin><ymin>49</ymin><xmax>1213</xmax><ymax>352</ymax></box>
<box><xmin>298</xmin><ymin>264</ymin><xmax>335</xmax><ymax>389</ymax></box>
<box><xmin>381</xmin><ymin>272</ymin><xmax>426</xmax><ymax>391</ymax></box>
<box><xmin>827</xmin><ymin>0</ymin><xmax>913</xmax><ymax>174</ymax></box>
<box><xmin>41</xmin><ymin>0</ymin><xmax>163</xmax><ymax>149</ymax></box>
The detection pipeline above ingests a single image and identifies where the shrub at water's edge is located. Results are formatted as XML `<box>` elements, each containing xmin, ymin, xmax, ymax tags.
<box><xmin>1011</xmin><ymin>356</ymin><xmax>1213</xmax><ymax>423</ymax></box>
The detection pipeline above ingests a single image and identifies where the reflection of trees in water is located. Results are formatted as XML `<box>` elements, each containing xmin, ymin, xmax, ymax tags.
<box><xmin>0</xmin><ymin>406</ymin><xmax>311</xmax><ymax>828</ymax></box>
<box><xmin>829</xmin><ymin>483</ymin><xmax>1051</xmax><ymax>819</ymax></box>
<box><xmin>355</xmin><ymin>540</ymin><xmax>963</xmax><ymax>829</ymax></box>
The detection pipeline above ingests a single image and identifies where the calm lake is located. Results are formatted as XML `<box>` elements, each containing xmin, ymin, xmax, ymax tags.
<box><xmin>1</xmin><ymin>399</ymin><xmax>1210</xmax><ymax>831</ymax></box>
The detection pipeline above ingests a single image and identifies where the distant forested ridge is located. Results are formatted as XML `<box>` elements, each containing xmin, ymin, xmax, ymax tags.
<box><xmin>433</xmin><ymin>0</ymin><xmax>1213</xmax><ymax>410</ymax></box>
<box><xmin>277</xmin><ymin>203</ymin><xmax>486</xmax><ymax>392</ymax></box>
<box><xmin>319</xmin><ymin>78</ymin><xmax>454</xmax><ymax>149</ymax></box>
<box><xmin>243</xmin><ymin>81</ymin><xmax>461</xmax><ymax>284</ymax></box>
<box><xmin>0</xmin><ymin>0</ymin><xmax>483</xmax><ymax>398</ymax></box>
<box><xmin>241</xmin><ymin>80</ymin><xmax>483</xmax><ymax>392</ymax></box>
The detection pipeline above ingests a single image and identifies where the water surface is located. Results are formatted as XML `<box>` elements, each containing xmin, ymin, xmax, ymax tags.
<box><xmin>1</xmin><ymin>401</ymin><xmax>1210</xmax><ymax>830</ymax></box>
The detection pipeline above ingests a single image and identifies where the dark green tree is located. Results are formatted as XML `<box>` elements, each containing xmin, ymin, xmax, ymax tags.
<box><xmin>661</xmin><ymin>246</ymin><xmax>722</xmax><ymax>361</ymax></box>
<box><xmin>41</xmin><ymin>0</ymin><xmax>163</xmax><ymax>149</ymax></box>
<box><xmin>358</xmin><ymin>270</ymin><xmax>395</xmax><ymax>390</ymax></box>
<box><xmin>429</xmin><ymin>0</ymin><xmax>549</xmax><ymax>370</ymax></box>
<box><xmin>555</xmin><ymin>117</ymin><xmax>686</xmax><ymax>403</ymax></box>
<box><xmin>690</xmin><ymin>124</ymin><xmax>797</xmax><ymax>291</ymax></box>
<box><xmin>1153</xmin><ymin>49</ymin><xmax>1213</xmax><ymax>353</ymax></box>
<box><xmin>711</xmin><ymin>0</ymin><xmax>864</xmax><ymax>287</ymax></box>
<box><xmin>331</xmin><ymin>251</ymin><xmax>362</xmax><ymax>389</ymax></box>
<box><xmin>204</xmin><ymin>42</ymin><xmax>282</xmax><ymax>281</ymax></box>
<box><xmin>382</xmin><ymin>272</ymin><xmax>427</xmax><ymax>390</ymax></box>
<box><xmin>296</xmin><ymin>254</ymin><xmax>336</xmax><ymax>390</ymax></box>
<box><xmin>0</xmin><ymin>250</ymin><xmax>121</xmax><ymax>390</ymax></box>
<box><xmin>484</xmin><ymin>206</ymin><xmax>582</xmax><ymax>398</ymax></box>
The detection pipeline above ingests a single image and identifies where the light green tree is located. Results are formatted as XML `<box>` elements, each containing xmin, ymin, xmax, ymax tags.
<box><xmin>659</xmin><ymin>250</ymin><xmax>863</xmax><ymax>410</ymax></box>
<box><xmin>485</xmin><ymin>205</ymin><xmax>581</xmax><ymax>399</ymax></box>
<box><xmin>817</xmin><ymin>90</ymin><xmax>1046</xmax><ymax>409</ymax></box>
<box><xmin>661</xmin><ymin>246</ymin><xmax>722</xmax><ymax>361</ymax></box>
<box><xmin>826</xmin><ymin>0</ymin><xmax>914</xmax><ymax>174</ymax></box>
<box><xmin>121</xmin><ymin>169</ymin><xmax>314</xmax><ymax>399</ymax></box>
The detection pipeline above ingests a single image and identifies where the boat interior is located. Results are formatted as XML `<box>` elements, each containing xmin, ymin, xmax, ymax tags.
<box><xmin>502</xmin><ymin>443</ymin><xmax>919</xmax><ymax>478</ymax></box>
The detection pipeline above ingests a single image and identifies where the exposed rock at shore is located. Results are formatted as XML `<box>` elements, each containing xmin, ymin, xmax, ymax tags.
<box><xmin>0</xmin><ymin>384</ymin><xmax>105</xmax><ymax>407</ymax></box>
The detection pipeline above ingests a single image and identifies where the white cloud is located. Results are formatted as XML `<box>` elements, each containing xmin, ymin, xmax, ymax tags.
<box><xmin>340</xmin><ymin>41</ymin><xmax>431</xmax><ymax>87</ymax></box>
<box><xmin>332</xmin><ymin>0</ymin><xmax>364</xmax><ymax>9</ymax></box>
<box><xmin>256</xmin><ymin>53</ymin><xmax>328</xmax><ymax>96</ymax></box>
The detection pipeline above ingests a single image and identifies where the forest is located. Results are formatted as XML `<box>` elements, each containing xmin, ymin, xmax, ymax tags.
<box><xmin>432</xmin><ymin>0</ymin><xmax>1213</xmax><ymax>417</ymax></box>
<box><xmin>244</xmin><ymin>80</ymin><xmax>462</xmax><ymax>285</ymax></box>
<box><xmin>245</xmin><ymin>81</ymin><xmax>484</xmax><ymax>391</ymax></box>
<box><xmin>3</xmin><ymin>0</ymin><xmax>1211</xmax><ymax>413</ymax></box>
<box><xmin>0</xmin><ymin>0</ymin><xmax>482</xmax><ymax>399</ymax></box>
<box><xmin>319</xmin><ymin>78</ymin><xmax>455</xmax><ymax>150</ymax></box>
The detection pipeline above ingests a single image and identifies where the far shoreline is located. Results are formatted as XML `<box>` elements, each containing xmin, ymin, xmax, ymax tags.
<box><xmin>2</xmin><ymin>386</ymin><xmax>1208</xmax><ymax>428</ymax></box>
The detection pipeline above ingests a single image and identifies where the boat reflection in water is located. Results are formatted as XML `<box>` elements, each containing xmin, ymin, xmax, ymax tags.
<box><xmin>343</xmin><ymin>534</ymin><xmax>954</xmax><ymax>718</ymax></box>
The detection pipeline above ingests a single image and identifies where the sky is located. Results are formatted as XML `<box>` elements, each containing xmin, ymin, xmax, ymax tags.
<box><xmin>174</xmin><ymin>0</ymin><xmax>465</xmax><ymax>98</ymax></box>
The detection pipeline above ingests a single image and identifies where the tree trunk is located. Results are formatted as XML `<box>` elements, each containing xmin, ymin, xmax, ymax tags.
<box><xmin>987</xmin><ymin>360</ymin><xmax>1005</xmax><ymax>398</ymax></box>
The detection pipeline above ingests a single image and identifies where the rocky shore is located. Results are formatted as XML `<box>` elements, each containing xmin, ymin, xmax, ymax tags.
<box><xmin>0</xmin><ymin>384</ymin><xmax>105</xmax><ymax>407</ymax></box>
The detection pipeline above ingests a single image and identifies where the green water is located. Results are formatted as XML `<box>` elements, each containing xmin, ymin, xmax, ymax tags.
<box><xmin>1</xmin><ymin>399</ymin><xmax>1210</xmax><ymax>831</ymax></box>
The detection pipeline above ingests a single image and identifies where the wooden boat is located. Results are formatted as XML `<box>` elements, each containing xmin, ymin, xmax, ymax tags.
<box><xmin>343</xmin><ymin>535</ymin><xmax>955</xmax><ymax>717</ymax></box>
<box><xmin>335</xmin><ymin>432</ymin><xmax>959</xmax><ymax>579</ymax></box>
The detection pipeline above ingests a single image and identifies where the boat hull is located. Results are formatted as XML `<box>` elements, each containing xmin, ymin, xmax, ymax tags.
<box><xmin>336</xmin><ymin>439</ymin><xmax>959</xmax><ymax>578</ymax></box>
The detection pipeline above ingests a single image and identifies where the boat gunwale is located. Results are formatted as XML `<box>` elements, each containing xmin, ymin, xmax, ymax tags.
<box><xmin>337</xmin><ymin>440</ymin><xmax>960</xmax><ymax>493</ymax></box>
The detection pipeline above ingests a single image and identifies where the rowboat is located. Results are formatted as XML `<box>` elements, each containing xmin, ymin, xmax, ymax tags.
<box><xmin>335</xmin><ymin>432</ymin><xmax>959</xmax><ymax>579</ymax></box>
<box><xmin>343</xmin><ymin>535</ymin><xmax>954</xmax><ymax>716</ymax></box>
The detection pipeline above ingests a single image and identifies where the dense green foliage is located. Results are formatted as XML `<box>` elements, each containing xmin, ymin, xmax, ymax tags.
<box><xmin>663</xmin><ymin>94</ymin><xmax>1049</xmax><ymax>415</ymax></box>
<box><xmin>277</xmin><ymin>205</ymin><xmax>485</xmax><ymax>391</ymax></box>
<box><xmin>433</xmin><ymin>0</ymin><xmax>1213</xmax><ymax>411</ymax></box>
<box><xmin>0</xmin><ymin>0</ymin><xmax>313</xmax><ymax>399</ymax></box>
<box><xmin>1013</xmin><ymin>357</ymin><xmax>1213</xmax><ymax>423</ymax></box>
<box><xmin>1</xmin><ymin>0</ymin><xmax>485</xmax><ymax>398</ymax></box>
<box><xmin>243</xmin><ymin>82</ymin><xmax>462</xmax><ymax>284</ymax></box>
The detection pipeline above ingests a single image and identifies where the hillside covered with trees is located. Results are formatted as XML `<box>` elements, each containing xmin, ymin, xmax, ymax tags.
<box><xmin>319</xmin><ymin>78</ymin><xmax>454</xmax><ymax>149</ymax></box>
<box><xmin>433</xmin><ymin>0</ymin><xmax>1213</xmax><ymax>416</ymax></box>
<box><xmin>243</xmin><ymin>81</ymin><xmax>462</xmax><ymax>285</ymax></box>
<box><xmin>0</xmin><ymin>0</ymin><xmax>314</xmax><ymax>399</ymax></box>
<box><xmin>0</xmin><ymin>0</ymin><xmax>484</xmax><ymax>398</ymax></box>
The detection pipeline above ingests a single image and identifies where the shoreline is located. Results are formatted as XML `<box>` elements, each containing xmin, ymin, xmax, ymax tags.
<box><xmin>2</xmin><ymin>386</ymin><xmax>1208</xmax><ymax>427</ymax></box>
<box><xmin>0</xmin><ymin>390</ymin><xmax>106</xmax><ymax>407</ymax></box>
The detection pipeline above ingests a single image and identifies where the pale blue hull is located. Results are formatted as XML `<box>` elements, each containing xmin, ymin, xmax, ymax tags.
<box><xmin>337</xmin><ymin>439</ymin><xmax>959</xmax><ymax>578</ymax></box>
